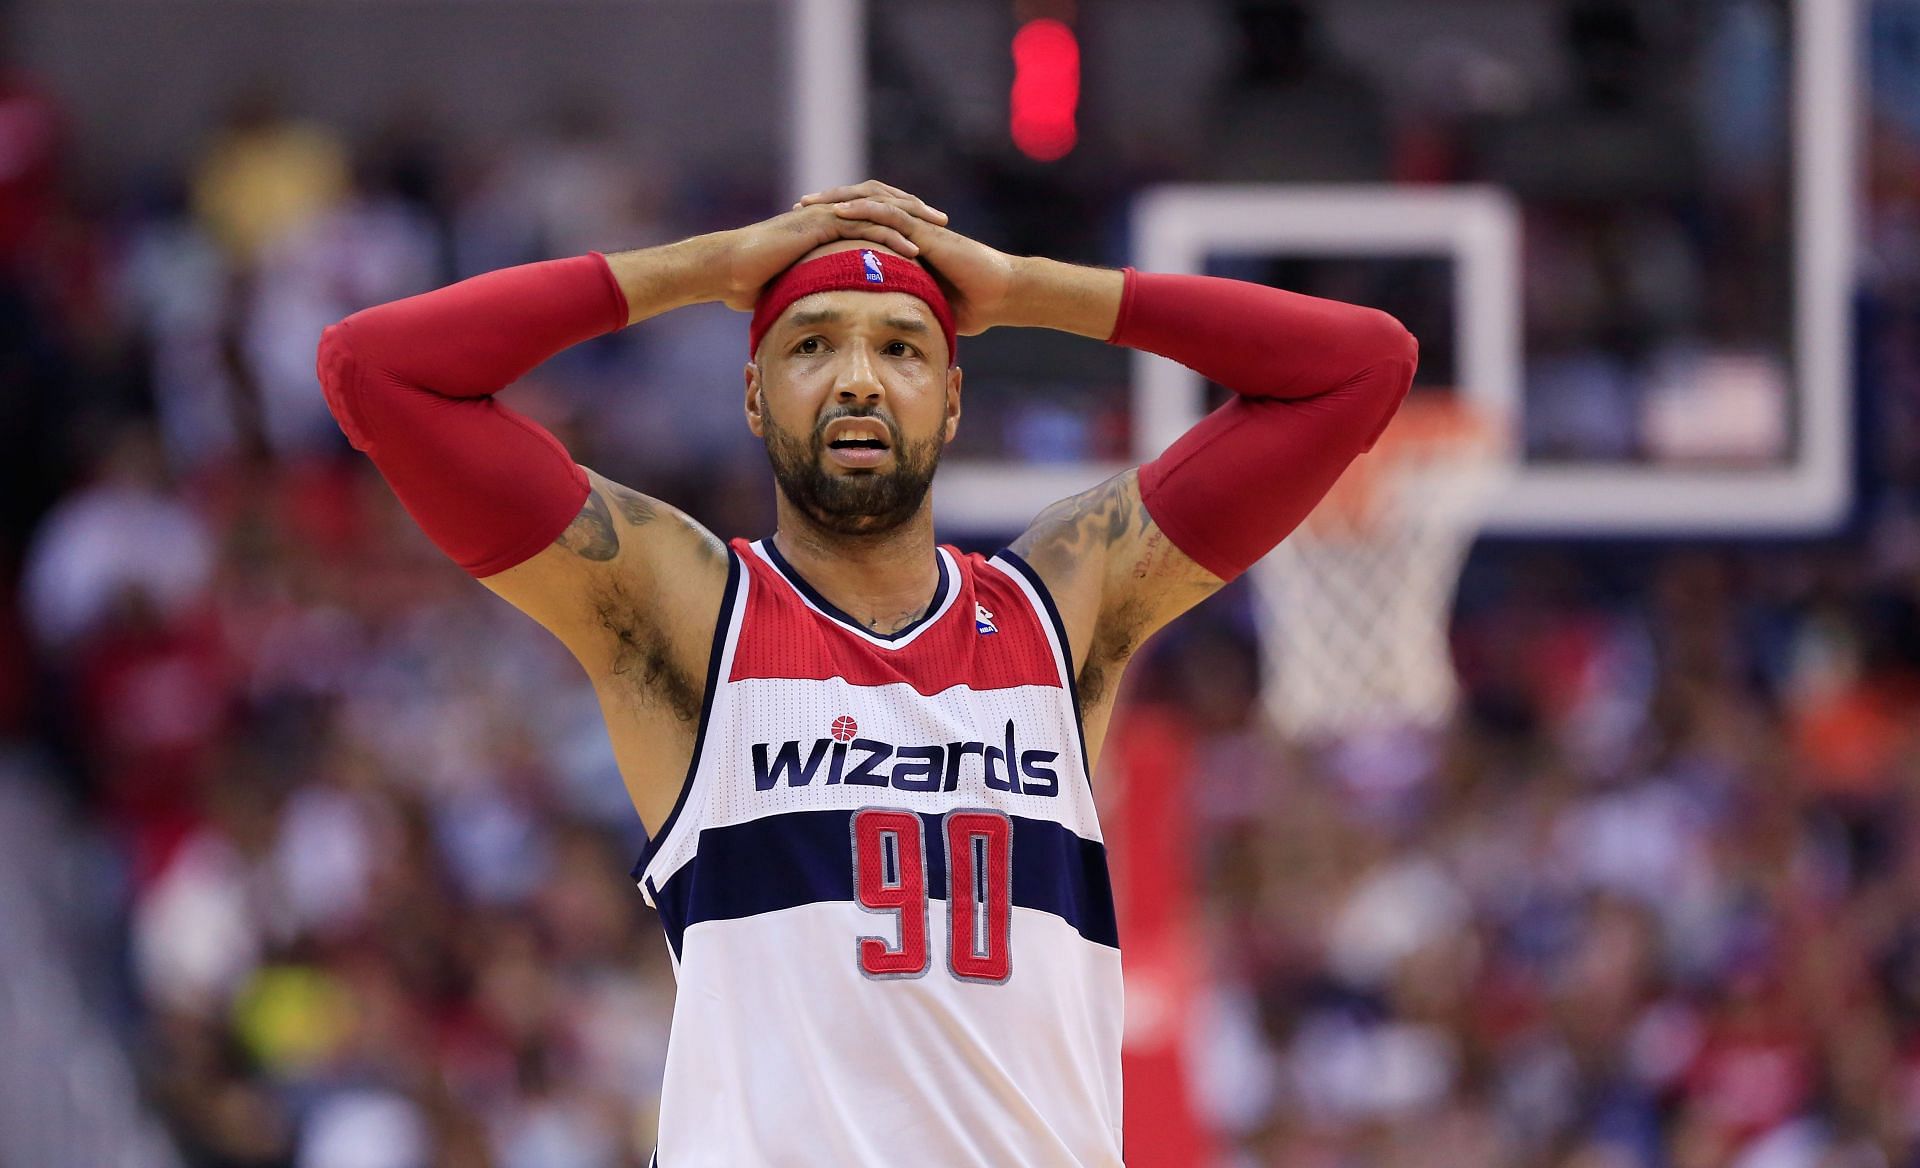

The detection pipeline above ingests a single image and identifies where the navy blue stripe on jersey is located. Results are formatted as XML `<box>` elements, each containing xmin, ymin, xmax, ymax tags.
<box><xmin>648</xmin><ymin>870</ymin><xmax>692</xmax><ymax>962</ymax></box>
<box><xmin>647</xmin><ymin>809</ymin><xmax>1117</xmax><ymax>958</ymax></box>
<box><xmin>631</xmin><ymin>549</ymin><xmax>743</xmax><ymax>883</ymax></box>
<box><xmin>643</xmin><ymin>875</ymin><xmax>683</xmax><ymax>962</ymax></box>
<box><xmin>761</xmin><ymin>537</ymin><xmax>951</xmax><ymax>643</ymax></box>
<box><xmin>992</xmin><ymin>550</ymin><xmax>1093</xmax><ymax>792</ymax></box>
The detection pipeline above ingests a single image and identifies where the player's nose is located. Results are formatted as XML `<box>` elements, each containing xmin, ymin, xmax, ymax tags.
<box><xmin>833</xmin><ymin>344</ymin><xmax>884</xmax><ymax>402</ymax></box>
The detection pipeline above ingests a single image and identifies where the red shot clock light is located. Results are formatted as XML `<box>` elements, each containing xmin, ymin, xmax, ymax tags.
<box><xmin>1010</xmin><ymin>17</ymin><xmax>1079</xmax><ymax>162</ymax></box>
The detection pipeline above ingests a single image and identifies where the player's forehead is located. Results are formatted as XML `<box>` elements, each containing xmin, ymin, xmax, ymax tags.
<box><xmin>775</xmin><ymin>289</ymin><xmax>935</xmax><ymax>334</ymax></box>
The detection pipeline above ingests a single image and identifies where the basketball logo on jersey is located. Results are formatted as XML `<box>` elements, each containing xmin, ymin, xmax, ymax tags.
<box><xmin>975</xmin><ymin>603</ymin><xmax>998</xmax><ymax>635</ymax></box>
<box><xmin>862</xmin><ymin>250</ymin><xmax>885</xmax><ymax>283</ymax></box>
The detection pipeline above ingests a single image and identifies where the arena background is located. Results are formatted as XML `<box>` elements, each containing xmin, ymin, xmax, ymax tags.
<box><xmin>4</xmin><ymin>0</ymin><xmax>1920</xmax><ymax>1165</ymax></box>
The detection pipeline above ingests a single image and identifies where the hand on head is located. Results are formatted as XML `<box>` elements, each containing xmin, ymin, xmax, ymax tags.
<box><xmin>714</xmin><ymin>197</ymin><xmax>921</xmax><ymax>312</ymax></box>
<box><xmin>792</xmin><ymin>181</ymin><xmax>1019</xmax><ymax>337</ymax></box>
<box><xmin>713</xmin><ymin>177</ymin><xmax>1019</xmax><ymax>347</ymax></box>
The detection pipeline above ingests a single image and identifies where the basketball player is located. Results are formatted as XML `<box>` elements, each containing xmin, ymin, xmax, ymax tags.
<box><xmin>317</xmin><ymin>179</ymin><xmax>1415</xmax><ymax>1165</ymax></box>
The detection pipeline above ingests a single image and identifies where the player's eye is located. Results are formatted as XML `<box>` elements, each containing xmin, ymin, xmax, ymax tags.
<box><xmin>793</xmin><ymin>336</ymin><xmax>828</xmax><ymax>355</ymax></box>
<box><xmin>884</xmin><ymin>341</ymin><xmax>919</xmax><ymax>358</ymax></box>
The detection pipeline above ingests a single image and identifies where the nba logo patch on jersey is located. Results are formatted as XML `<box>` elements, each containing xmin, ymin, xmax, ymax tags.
<box><xmin>975</xmin><ymin>603</ymin><xmax>998</xmax><ymax>635</ymax></box>
<box><xmin>862</xmin><ymin>250</ymin><xmax>885</xmax><ymax>283</ymax></box>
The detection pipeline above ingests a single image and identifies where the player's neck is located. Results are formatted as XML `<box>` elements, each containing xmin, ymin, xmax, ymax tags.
<box><xmin>771</xmin><ymin>500</ymin><xmax>941</xmax><ymax>636</ymax></box>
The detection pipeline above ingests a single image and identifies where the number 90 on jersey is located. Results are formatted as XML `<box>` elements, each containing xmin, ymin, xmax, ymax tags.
<box><xmin>852</xmin><ymin>808</ymin><xmax>1013</xmax><ymax>983</ymax></box>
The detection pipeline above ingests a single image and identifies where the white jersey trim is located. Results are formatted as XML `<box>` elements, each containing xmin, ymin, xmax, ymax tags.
<box><xmin>986</xmin><ymin>551</ymin><xmax>1094</xmax><ymax>796</ymax></box>
<box><xmin>635</xmin><ymin>547</ymin><xmax>751</xmax><ymax>900</ymax></box>
<box><xmin>750</xmin><ymin>539</ymin><xmax>962</xmax><ymax>651</ymax></box>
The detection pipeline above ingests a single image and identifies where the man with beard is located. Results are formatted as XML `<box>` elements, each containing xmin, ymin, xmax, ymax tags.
<box><xmin>317</xmin><ymin>179</ymin><xmax>1416</xmax><ymax>1165</ymax></box>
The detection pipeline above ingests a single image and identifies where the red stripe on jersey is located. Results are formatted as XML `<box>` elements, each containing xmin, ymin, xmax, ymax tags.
<box><xmin>727</xmin><ymin>540</ymin><xmax>1064</xmax><ymax>695</ymax></box>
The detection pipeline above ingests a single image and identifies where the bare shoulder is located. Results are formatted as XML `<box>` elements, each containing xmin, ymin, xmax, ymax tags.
<box><xmin>1009</xmin><ymin>469</ymin><xmax>1222</xmax><ymax>707</ymax></box>
<box><xmin>479</xmin><ymin>467</ymin><xmax>730</xmax><ymax>703</ymax></box>
<box><xmin>482</xmin><ymin>471</ymin><xmax>732</xmax><ymax>832</ymax></box>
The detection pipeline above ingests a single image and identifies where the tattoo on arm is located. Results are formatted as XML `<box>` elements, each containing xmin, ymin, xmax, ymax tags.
<box><xmin>555</xmin><ymin>480</ymin><xmax>728</xmax><ymax>568</ymax></box>
<box><xmin>605</xmin><ymin>481</ymin><xmax>658</xmax><ymax>527</ymax></box>
<box><xmin>1130</xmin><ymin>527</ymin><xmax>1169</xmax><ymax>579</ymax></box>
<box><xmin>1010</xmin><ymin>473</ymin><xmax>1148</xmax><ymax>704</ymax></box>
<box><xmin>1013</xmin><ymin>470</ymin><xmax>1222</xmax><ymax>714</ymax></box>
<box><xmin>556</xmin><ymin>490</ymin><xmax>620</xmax><ymax>561</ymax></box>
<box><xmin>1009</xmin><ymin>472</ymin><xmax>1144</xmax><ymax>581</ymax></box>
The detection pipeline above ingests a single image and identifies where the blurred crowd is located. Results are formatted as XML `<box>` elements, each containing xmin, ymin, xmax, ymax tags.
<box><xmin>4</xmin><ymin>0</ymin><xmax>1920</xmax><ymax>1166</ymax></box>
<box><xmin>4</xmin><ymin>66</ymin><xmax>749</xmax><ymax>1168</ymax></box>
<box><xmin>1159</xmin><ymin>538</ymin><xmax>1920</xmax><ymax>1168</ymax></box>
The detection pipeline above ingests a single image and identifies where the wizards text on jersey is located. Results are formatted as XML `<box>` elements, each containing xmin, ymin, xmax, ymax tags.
<box><xmin>753</xmin><ymin>719</ymin><xmax>1062</xmax><ymax>797</ymax></box>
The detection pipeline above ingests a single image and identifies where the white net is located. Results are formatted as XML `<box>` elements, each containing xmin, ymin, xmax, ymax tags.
<box><xmin>1250</xmin><ymin>401</ymin><xmax>1506</xmax><ymax>740</ymax></box>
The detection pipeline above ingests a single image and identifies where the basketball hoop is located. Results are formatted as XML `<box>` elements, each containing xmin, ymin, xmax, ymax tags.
<box><xmin>1249</xmin><ymin>393</ymin><xmax>1507</xmax><ymax>740</ymax></box>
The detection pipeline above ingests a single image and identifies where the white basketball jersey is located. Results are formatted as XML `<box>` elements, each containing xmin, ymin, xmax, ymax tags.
<box><xmin>633</xmin><ymin>538</ymin><xmax>1123</xmax><ymax>1166</ymax></box>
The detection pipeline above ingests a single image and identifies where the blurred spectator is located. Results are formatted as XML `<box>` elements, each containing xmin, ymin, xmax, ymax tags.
<box><xmin>190</xmin><ymin>87</ymin><xmax>350</xmax><ymax>268</ymax></box>
<box><xmin>243</xmin><ymin>154</ymin><xmax>439</xmax><ymax>457</ymax></box>
<box><xmin>453</xmin><ymin>96</ymin><xmax>674</xmax><ymax>277</ymax></box>
<box><xmin>20</xmin><ymin>420</ymin><xmax>213</xmax><ymax>652</ymax></box>
<box><xmin>117</xmin><ymin>174</ymin><xmax>250</xmax><ymax>471</ymax></box>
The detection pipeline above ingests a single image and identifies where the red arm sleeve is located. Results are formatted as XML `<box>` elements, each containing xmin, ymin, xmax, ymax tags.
<box><xmin>315</xmin><ymin>253</ymin><xmax>632</xmax><ymax>577</ymax></box>
<box><xmin>1112</xmin><ymin>269</ymin><xmax>1418</xmax><ymax>581</ymax></box>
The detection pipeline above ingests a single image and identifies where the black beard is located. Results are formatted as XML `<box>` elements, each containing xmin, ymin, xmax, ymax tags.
<box><xmin>763</xmin><ymin>405</ymin><xmax>942</xmax><ymax>535</ymax></box>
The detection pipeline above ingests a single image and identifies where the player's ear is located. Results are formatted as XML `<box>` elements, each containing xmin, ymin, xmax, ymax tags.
<box><xmin>943</xmin><ymin>364</ymin><xmax>962</xmax><ymax>444</ymax></box>
<box><xmin>744</xmin><ymin>361</ymin><xmax>765</xmax><ymax>438</ymax></box>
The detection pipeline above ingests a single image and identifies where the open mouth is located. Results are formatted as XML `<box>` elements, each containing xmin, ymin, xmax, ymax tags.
<box><xmin>822</xmin><ymin>417</ymin><xmax>894</xmax><ymax>467</ymax></box>
<box><xmin>821</xmin><ymin>436</ymin><xmax>887</xmax><ymax>466</ymax></box>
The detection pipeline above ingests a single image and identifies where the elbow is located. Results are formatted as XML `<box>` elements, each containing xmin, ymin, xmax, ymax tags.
<box><xmin>1335</xmin><ymin>306</ymin><xmax>1416</xmax><ymax>387</ymax></box>
<box><xmin>1314</xmin><ymin>306</ymin><xmax>1418</xmax><ymax>398</ymax></box>
<box><xmin>1348</xmin><ymin>311</ymin><xmax>1418</xmax><ymax>450</ymax></box>
<box><xmin>1363</xmin><ymin>309</ymin><xmax>1418</xmax><ymax>395</ymax></box>
<box><xmin>1357</xmin><ymin>308</ymin><xmax>1420</xmax><ymax>381</ymax></box>
<box><xmin>316</xmin><ymin>317</ymin><xmax>360</xmax><ymax>378</ymax></box>
<box><xmin>315</xmin><ymin>321</ymin><xmax>375</xmax><ymax>452</ymax></box>
<box><xmin>314</xmin><ymin>321</ymin><xmax>350</xmax><ymax>401</ymax></box>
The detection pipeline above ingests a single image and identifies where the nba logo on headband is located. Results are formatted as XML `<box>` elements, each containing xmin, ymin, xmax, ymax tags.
<box><xmin>862</xmin><ymin>251</ymin><xmax>885</xmax><ymax>284</ymax></box>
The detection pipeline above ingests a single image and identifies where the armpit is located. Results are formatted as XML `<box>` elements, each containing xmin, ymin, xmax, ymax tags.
<box><xmin>589</xmin><ymin>574</ymin><xmax>705</xmax><ymax>723</ymax></box>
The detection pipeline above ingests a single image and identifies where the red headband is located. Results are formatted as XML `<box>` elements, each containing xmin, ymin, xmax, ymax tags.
<box><xmin>749</xmin><ymin>248</ymin><xmax>958</xmax><ymax>366</ymax></box>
